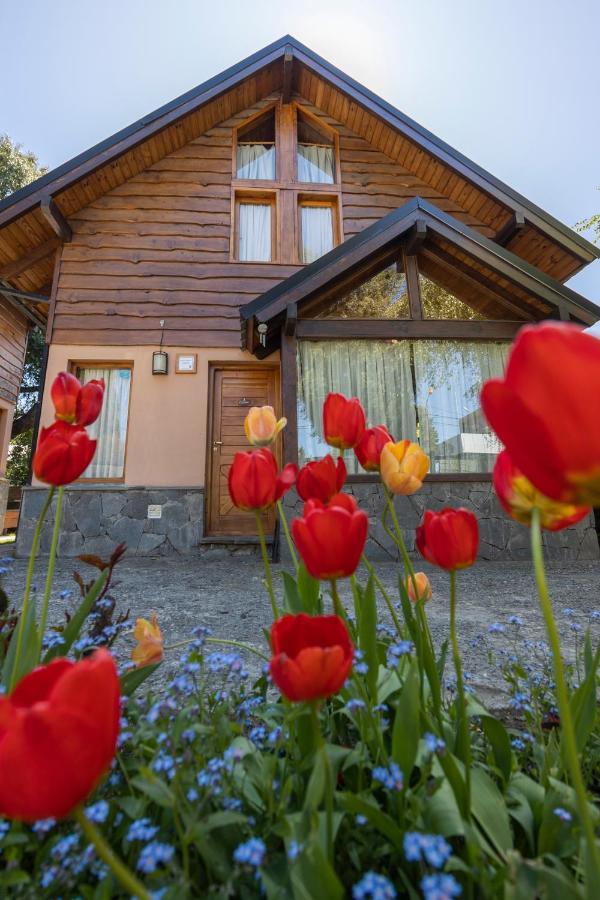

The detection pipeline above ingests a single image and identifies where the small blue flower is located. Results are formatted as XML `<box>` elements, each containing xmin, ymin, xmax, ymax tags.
<box><xmin>126</xmin><ymin>818</ymin><xmax>159</xmax><ymax>843</ymax></box>
<box><xmin>386</xmin><ymin>641</ymin><xmax>414</xmax><ymax>667</ymax></box>
<box><xmin>562</xmin><ymin>608</ymin><xmax>575</xmax><ymax>617</ymax></box>
<box><xmin>421</xmin><ymin>873</ymin><xmax>462</xmax><ymax>900</ymax></box>
<box><xmin>59</xmin><ymin>589</ymin><xmax>73</xmax><ymax>600</ymax></box>
<box><xmin>40</xmin><ymin>866</ymin><xmax>59</xmax><ymax>888</ymax></box>
<box><xmin>187</xmin><ymin>788</ymin><xmax>199</xmax><ymax>803</ymax></box>
<box><xmin>423</xmin><ymin>732</ymin><xmax>446</xmax><ymax>754</ymax></box>
<box><xmin>0</xmin><ymin>820</ymin><xmax>10</xmax><ymax>839</ymax></box>
<box><xmin>355</xmin><ymin>814</ymin><xmax>368</xmax><ymax>826</ymax></box>
<box><xmin>352</xmin><ymin>871</ymin><xmax>397</xmax><ymax>899</ymax></box>
<box><xmin>137</xmin><ymin>841</ymin><xmax>175</xmax><ymax>874</ymax></box>
<box><xmin>233</xmin><ymin>837</ymin><xmax>266</xmax><ymax>867</ymax></box>
<box><xmin>346</xmin><ymin>698</ymin><xmax>367</xmax><ymax>713</ymax></box>
<box><xmin>511</xmin><ymin>738</ymin><xmax>526</xmax><ymax>751</ymax></box>
<box><xmin>508</xmin><ymin>615</ymin><xmax>524</xmax><ymax>626</ymax></box>
<box><xmin>569</xmin><ymin>622</ymin><xmax>582</xmax><ymax>633</ymax></box>
<box><xmin>488</xmin><ymin>623</ymin><xmax>505</xmax><ymax>634</ymax></box>
<box><xmin>248</xmin><ymin>726</ymin><xmax>267</xmax><ymax>747</ymax></box>
<box><xmin>403</xmin><ymin>833</ymin><xmax>452</xmax><ymax>869</ymax></box>
<box><xmin>51</xmin><ymin>833</ymin><xmax>80</xmax><ymax>859</ymax></box>
<box><xmin>222</xmin><ymin>797</ymin><xmax>242</xmax><ymax>811</ymax></box>
<box><xmin>372</xmin><ymin>762</ymin><xmax>403</xmax><ymax>792</ymax></box>
<box><xmin>554</xmin><ymin>807</ymin><xmax>572</xmax><ymax>823</ymax></box>
<box><xmin>287</xmin><ymin>840</ymin><xmax>303</xmax><ymax>861</ymax></box>
<box><xmin>268</xmin><ymin>726</ymin><xmax>283</xmax><ymax>744</ymax></box>
<box><xmin>84</xmin><ymin>800</ymin><xmax>109</xmax><ymax>824</ymax></box>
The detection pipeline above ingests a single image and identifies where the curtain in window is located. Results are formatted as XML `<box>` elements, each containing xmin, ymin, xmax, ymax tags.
<box><xmin>412</xmin><ymin>340</ymin><xmax>508</xmax><ymax>474</ymax></box>
<box><xmin>297</xmin><ymin>145</ymin><xmax>334</xmax><ymax>183</ymax></box>
<box><xmin>79</xmin><ymin>368</ymin><xmax>131</xmax><ymax>479</ymax></box>
<box><xmin>236</xmin><ymin>144</ymin><xmax>275</xmax><ymax>179</ymax></box>
<box><xmin>300</xmin><ymin>206</ymin><xmax>334</xmax><ymax>264</ymax></box>
<box><xmin>297</xmin><ymin>340</ymin><xmax>417</xmax><ymax>474</ymax></box>
<box><xmin>239</xmin><ymin>203</ymin><xmax>271</xmax><ymax>261</ymax></box>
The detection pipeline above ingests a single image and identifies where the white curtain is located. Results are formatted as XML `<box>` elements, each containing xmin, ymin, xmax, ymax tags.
<box><xmin>301</xmin><ymin>206</ymin><xmax>334</xmax><ymax>263</ymax></box>
<box><xmin>79</xmin><ymin>368</ymin><xmax>131</xmax><ymax>479</ymax></box>
<box><xmin>297</xmin><ymin>340</ymin><xmax>417</xmax><ymax>474</ymax></box>
<box><xmin>238</xmin><ymin>203</ymin><xmax>271</xmax><ymax>261</ymax></box>
<box><xmin>236</xmin><ymin>144</ymin><xmax>275</xmax><ymax>179</ymax></box>
<box><xmin>412</xmin><ymin>341</ymin><xmax>509</xmax><ymax>474</ymax></box>
<box><xmin>297</xmin><ymin>145</ymin><xmax>334</xmax><ymax>183</ymax></box>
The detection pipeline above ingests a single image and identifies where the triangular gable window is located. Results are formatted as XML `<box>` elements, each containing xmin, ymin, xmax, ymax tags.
<box><xmin>418</xmin><ymin>272</ymin><xmax>485</xmax><ymax>320</ymax></box>
<box><xmin>312</xmin><ymin>266</ymin><xmax>409</xmax><ymax>319</ymax></box>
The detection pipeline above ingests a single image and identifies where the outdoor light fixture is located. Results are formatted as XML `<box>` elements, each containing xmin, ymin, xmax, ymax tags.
<box><xmin>152</xmin><ymin>320</ymin><xmax>168</xmax><ymax>374</ymax></box>
<box><xmin>257</xmin><ymin>322</ymin><xmax>268</xmax><ymax>348</ymax></box>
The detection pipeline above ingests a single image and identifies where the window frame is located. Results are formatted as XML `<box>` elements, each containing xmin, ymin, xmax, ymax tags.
<box><xmin>232</xmin><ymin>103</ymin><xmax>279</xmax><ymax>183</ymax></box>
<box><xmin>294</xmin><ymin>104</ymin><xmax>341</xmax><ymax>187</ymax></box>
<box><xmin>297</xmin><ymin>194</ymin><xmax>342</xmax><ymax>265</ymax></box>
<box><xmin>68</xmin><ymin>360</ymin><xmax>134</xmax><ymax>484</ymax></box>
<box><xmin>231</xmin><ymin>189</ymin><xmax>279</xmax><ymax>263</ymax></box>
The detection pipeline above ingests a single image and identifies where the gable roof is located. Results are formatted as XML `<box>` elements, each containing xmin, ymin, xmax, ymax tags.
<box><xmin>240</xmin><ymin>196</ymin><xmax>599</xmax><ymax>354</ymax></box>
<box><xmin>0</xmin><ymin>35</ymin><xmax>597</xmax><ymax>296</ymax></box>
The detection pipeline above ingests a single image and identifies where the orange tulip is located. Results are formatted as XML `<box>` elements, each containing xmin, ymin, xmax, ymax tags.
<box><xmin>493</xmin><ymin>450</ymin><xmax>591</xmax><ymax>532</ymax></box>
<box><xmin>131</xmin><ymin>615</ymin><xmax>164</xmax><ymax>668</ymax></box>
<box><xmin>404</xmin><ymin>572</ymin><xmax>432</xmax><ymax>603</ymax></box>
<box><xmin>244</xmin><ymin>406</ymin><xmax>287</xmax><ymax>447</ymax></box>
<box><xmin>380</xmin><ymin>441</ymin><xmax>429</xmax><ymax>495</ymax></box>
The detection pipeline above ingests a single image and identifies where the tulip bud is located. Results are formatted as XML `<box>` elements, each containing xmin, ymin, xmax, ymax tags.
<box><xmin>354</xmin><ymin>425</ymin><xmax>394</xmax><ymax>472</ymax></box>
<box><xmin>416</xmin><ymin>508</ymin><xmax>479</xmax><ymax>572</ymax></box>
<box><xmin>380</xmin><ymin>441</ymin><xmax>429</xmax><ymax>495</ymax></box>
<box><xmin>131</xmin><ymin>614</ymin><xmax>164</xmax><ymax>668</ymax></box>
<box><xmin>244</xmin><ymin>406</ymin><xmax>287</xmax><ymax>447</ymax></box>
<box><xmin>404</xmin><ymin>572</ymin><xmax>432</xmax><ymax>604</ymax></box>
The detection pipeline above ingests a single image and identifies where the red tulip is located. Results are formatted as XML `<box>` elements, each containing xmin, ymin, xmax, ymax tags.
<box><xmin>493</xmin><ymin>449</ymin><xmax>590</xmax><ymax>532</ymax></box>
<box><xmin>354</xmin><ymin>425</ymin><xmax>394</xmax><ymax>472</ymax></box>
<box><xmin>51</xmin><ymin>371</ymin><xmax>105</xmax><ymax>427</ymax></box>
<box><xmin>270</xmin><ymin>613</ymin><xmax>353</xmax><ymax>701</ymax></box>
<box><xmin>296</xmin><ymin>455</ymin><xmax>347</xmax><ymax>502</ymax></box>
<box><xmin>416</xmin><ymin>508</ymin><xmax>479</xmax><ymax>571</ymax></box>
<box><xmin>33</xmin><ymin>421</ymin><xmax>97</xmax><ymax>485</ymax></box>
<box><xmin>292</xmin><ymin>494</ymin><xmax>368</xmax><ymax>579</ymax></box>
<box><xmin>481</xmin><ymin>322</ymin><xmax>600</xmax><ymax>506</ymax></box>
<box><xmin>323</xmin><ymin>393</ymin><xmax>366</xmax><ymax>450</ymax></box>
<box><xmin>0</xmin><ymin>649</ymin><xmax>120</xmax><ymax>821</ymax></box>
<box><xmin>228</xmin><ymin>449</ymin><xmax>297</xmax><ymax>511</ymax></box>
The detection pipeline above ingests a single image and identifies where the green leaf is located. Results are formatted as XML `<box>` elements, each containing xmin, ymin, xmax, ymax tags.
<box><xmin>0</xmin><ymin>870</ymin><xmax>30</xmax><ymax>887</ymax></box>
<box><xmin>297</xmin><ymin>564</ymin><xmax>321</xmax><ymax>615</ymax></box>
<box><xmin>281</xmin><ymin>571</ymin><xmax>303</xmax><ymax>614</ymax></box>
<box><xmin>422</xmin><ymin>778</ymin><xmax>465</xmax><ymax>838</ymax></box>
<box><xmin>471</xmin><ymin>766</ymin><xmax>513</xmax><ymax>855</ymax></box>
<box><xmin>358</xmin><ymin>577</ymin><xmax>378</xmax><ymax>703</ymax></box>
<box><xmin>290</xmin><ymin>840</ymin><xmax>344</xmax><ymax>900</ymax></box>
<box><xmin>392</xmin><ymin>658</ymin><xmax>420</xmax><ymax>777</ymax></box>
<box><xmin>130</xmin><ymin>774</ymin><xmax>175</xmax><ymax>808</ymax></box>
<box><xmin>303</xmin><ymin>751</ymin><xmax>326</xmax><ymax>811</ymax></box>
<box><xmin>338</xmin><ymin>794</ymin><xmax>404</xmax><ymax>850</ymax></box>
<box><xmin>120</xmin><ymin>662</ymin><xmax>160</xmax><ymax>696</ymax></box>
<box><xmin>562</xmin><ymin>643</ymin><xmax>599</xmax><ymax>763</ymax></box>
<box><xmin>43</xmin><ymin>569</ymin><xmax>109</xmax><ymax>662</ymax></box>
<box><xmin>506</xmin><ymin>784</ymin><xmax>535</xmax><ymax>851</ymax></box>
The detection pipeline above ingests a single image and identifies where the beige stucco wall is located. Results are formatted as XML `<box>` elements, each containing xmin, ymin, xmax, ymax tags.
<box><xmin>36</xmin><ymin>345</ymin><xmax>280</xmax><ymax>488</ymax></box>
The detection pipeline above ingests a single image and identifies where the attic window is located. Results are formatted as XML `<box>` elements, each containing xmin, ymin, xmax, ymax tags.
<box><xmin>314</xmin><ymin>266</ymin><xmax>409</xmax><ymax>319</ymax></box>
<box><xmin>297</xmin><ymin>110</ymin><xmax>335</xmax><ymax>184</ymax></box>
<box><xmin>236</xmin><ymin>109</ymin><xmax>276</xmax><ymax>180</ymax></box>
<box><xmin>418</xmin><ymin>273</ymin><xmax>486</xmax><ymax>321</ymax></box>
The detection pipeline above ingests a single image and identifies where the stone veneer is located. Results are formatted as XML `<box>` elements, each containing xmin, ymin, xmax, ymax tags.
<box><xmin>282</xmin><ymin>481</ymin><xmax>600</xmax><ymax>562</ymax></box>
<box><xmin>15</xmin><ymin>481</ymin><xmax>599</xmax><ymax>561</ymax></box>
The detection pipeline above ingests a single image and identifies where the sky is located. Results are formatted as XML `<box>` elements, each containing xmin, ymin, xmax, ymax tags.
<box><xmin>2</xmin><ymin>0</ymin><xmax>599</xmax><ymax>299</ymax></box>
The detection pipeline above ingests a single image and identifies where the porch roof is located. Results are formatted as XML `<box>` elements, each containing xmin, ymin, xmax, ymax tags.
<box><xmin>240</xmin><ymin>197</ymin><xmax>600</xmax><ymax>356</ymax></box>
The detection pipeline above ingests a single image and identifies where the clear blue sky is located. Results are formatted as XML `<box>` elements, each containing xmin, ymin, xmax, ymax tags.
<box><xmin>2</xmin><ymin>0</ymin><xmax>599</xmax><ymax>299</ymax></box>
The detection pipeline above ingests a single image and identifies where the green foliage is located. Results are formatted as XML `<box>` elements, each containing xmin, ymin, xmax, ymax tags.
<box><xmin>5</xmin><ymin>430</ymin><xmax>32</xmax><ymax>487</ymax></box>
<box><xmin>0</xmin><ymin>134</ymin><xmax>46</xmax><ymax>201</ymax></box>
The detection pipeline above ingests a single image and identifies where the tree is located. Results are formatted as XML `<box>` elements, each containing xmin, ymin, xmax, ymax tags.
<box><xmin>0</xmin><ymin>134</ymin><xmax>46</xmax><ymax>200</ymax></box>
<box><xmin>576</xmin><ymin>201</ymin><xmax>600</xmax><ymax>244</ymax></box>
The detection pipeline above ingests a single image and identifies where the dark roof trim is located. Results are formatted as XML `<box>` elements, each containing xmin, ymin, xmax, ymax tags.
<box><xmin>0</xmin><ymin>35</ymin><xmax>597</xmax><ymax>265</ymax></box>
<box><xmin>241</xmin><ymin>197</ymin><xmax>600</xmax><ymax>328</ymax></box>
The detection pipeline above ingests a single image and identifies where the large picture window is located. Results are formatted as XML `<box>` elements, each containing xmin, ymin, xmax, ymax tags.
<box><xmin>76</xmin><ymin>366</ymin><xmax>132</xmax><ymax>480</ymax></box>
<box><xmin>297</xmin><ymin>339</ymin><xmax>508</xmax><ymax>474</ymax></box>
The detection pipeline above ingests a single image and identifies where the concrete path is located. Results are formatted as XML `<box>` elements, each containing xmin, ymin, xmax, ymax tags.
<box><xmin>1</xmin><ymin>555</ymin><xmax>598</xmax><ymax>707</ymax></box>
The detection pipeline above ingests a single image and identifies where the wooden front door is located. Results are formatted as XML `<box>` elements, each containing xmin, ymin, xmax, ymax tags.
<box><xmin>206</xmin><ymin>364</ymin><xmax>281</xmax><ymax>536</ymax></box>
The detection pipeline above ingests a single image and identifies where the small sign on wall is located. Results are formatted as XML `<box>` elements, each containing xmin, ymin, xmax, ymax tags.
<box><xmin>176</xmin><ymin>353</ymin><xmax>197</xmax><ymax>374</ymax></box>
<box><xmin>147</xmin><ymin>504</ymin><xmax>162</xmax><ymax>519</ymax></box>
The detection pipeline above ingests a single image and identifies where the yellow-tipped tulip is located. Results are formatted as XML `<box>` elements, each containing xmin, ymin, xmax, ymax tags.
<box><xmin>404</xmin><ymin>571</ymin><xmax>432</xmax><ymax>604</ymax></box>
<box><xmin>244</xmin><ymin>406</ymin><xmax>287</xmax><ymax>447</ymax></box>
<box><xmin>380</xmin><ymin>440</ymin><xmax>429</xmax><ymax>495</ymax></box>
<box><xmin>131</xmin><ymin>614</ymin><xmax>164</xmax><ymax>668</ymax></box>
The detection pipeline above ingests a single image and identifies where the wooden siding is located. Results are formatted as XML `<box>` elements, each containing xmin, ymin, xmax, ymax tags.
<box><xmin>0</xmin><ymin>297</ymin><xmax>28</xmax><ymax>405</ymax></box>
<box><xmin>52</xmin><ymin>92</ymin><xmax>513</xmax><ymax>347</ymax></box>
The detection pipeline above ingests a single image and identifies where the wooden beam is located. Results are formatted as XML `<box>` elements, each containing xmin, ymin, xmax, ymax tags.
<box><xmin>403</xmin><ymin>251</ymin><xmax>423</xmax><ymax>319</ymax></box>
<box><xmin>403</xmin><ymin>218</ymin><xmax>427</xmax><ymax>256</ymax></box>
<box><xmin>495</xmin><ymin>211</ymin><xmax>526</xmax><ymax>247</ymax></box>
<box><xmin>284</xmin><ymin>302</ymin><xmax>297</xmax><ymax>336</ymax></box>
<box><xmin>282</xmin><ymin>45</ymin><xmax>294</xmax><ymax>104</ymax></box>
<box><xmin>0</xmin><ymin>238</ymin><xmax>59</xmax><ymax>279</ymax></box>
<box><xmin>297</xmin><ymin>318</ymin><xmax>523</xmax><ymax>340</ymax></box>
<box><xmin>421</xmin><ymin>245</ymin><xmax>536</xmax><ymax>321</ymax></box>
<box><xmin>39</xmin><ymin>196</ymin><xmax>72</xmax><ymax>242</ymax></box>
<box><xmin>45</xmin><ymin>247</ymin><xmax>63</xmax><ymax>344</ymax></box>
<box><xmin>280</xmin><ymin>329</ymin><xmax>298</xmax><ymax>466</ymax></box>
<box><xmin>0</xmin><ymin>282</ymin><xmax>47</xmax><ymax>330</ymax></box>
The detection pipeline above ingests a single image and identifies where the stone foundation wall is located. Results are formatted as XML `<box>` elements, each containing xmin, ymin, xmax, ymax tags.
<box><xmin>282</xmin><ymin>480</ymin><xmax>600</xmax><ymax>561</ymax></box>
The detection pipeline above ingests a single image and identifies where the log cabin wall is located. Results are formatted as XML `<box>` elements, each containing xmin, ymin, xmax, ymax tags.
<box><xmin>0</xmin><ymin>297</ymin><xmax>28</xmax><ymax>406</ymax></box>
<box><xmin>50</xmin><ymin>92</ymin><xmax>498</xmax><ymax>348</ymax></box>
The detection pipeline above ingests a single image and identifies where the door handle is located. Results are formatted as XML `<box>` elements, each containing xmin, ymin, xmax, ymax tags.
<box><xmin>213</xmin><ymin>440</ymin><xmax>223</xmax><ymax>451</ymax></box>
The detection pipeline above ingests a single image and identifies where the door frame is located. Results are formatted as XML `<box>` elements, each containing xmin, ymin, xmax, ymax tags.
<box><xmin>204</xmin><ymin>361</ymin><xmax>281</xmax><ymax>537</ymax></box>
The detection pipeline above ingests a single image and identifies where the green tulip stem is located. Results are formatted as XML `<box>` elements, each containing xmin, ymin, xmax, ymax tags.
<box><xmin>383</xmin><ymin>488</ymin><xmax>420</xmax><ymax>598</ymax></box>
<box><xmin>254</xmin><ymin>511</ymin><xmax>278</xmax><ymax>620</ymax></box>
<box><xmin>449</xmin><ymin>570</ymin><xmax>471</xmax><ymax>818</ymax></box>
<box><xmin>37</xmin><ymin>486</ymin><xmax>64</xmax><ymax>656</ymax></box>
<box><xmin>329</xmin><ymin>579</ymin><xmax>344</xmax><ymax>619</ymax></box>
<box><xmin>531</xmin><ymin>507</ymin><xmax>600</xmax><ymax>881</ymax></box>
<box><xmin>165</xmin><ymin>635</ymin><xmax>269</xmax><ymax>663</ymax></box>
<box><xmin>8</xmin><ymin>486</ymin><xmax>55</xmax><ymax>692</ymax></box>
<box><xmin>74</xmin><ymin>807</ymin><xmax>151</xmax><ymax>900</ymax></box>
<box><xmin>310</xmin><ymin>703</ymin><xmax>334</xmax><ymax>862</ymax></box>
<box><xmin>361</xmin><ymin>554</ymin><xmax>403</xmax><ymax>636</ymax></box>
<box><xmin>276</xmin><ymin>500</ymin><xmax>298</xmax><ymax>568</ymax></box>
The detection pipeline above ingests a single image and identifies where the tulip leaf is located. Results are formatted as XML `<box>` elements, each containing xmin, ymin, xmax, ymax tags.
<box><xmin>297</xmin><ymin>564</ymin><xmax>321</xmax><ymax>615</ymax></box>
<box><xmin>562</xmin><ymin>642</ymin><xmax>599</xmax><ymax>763</ymax></box>
<box><xmin>43</xmin><ymin>569</ymin><xmax>108</xmax><ymax>662</ymax></box>
<box><xmin>290</xmin><ymin>839</ymin><xmax>344</xmax><ymax>900</ymax></box>
<box><xmin>338</xmin><ymin>793</ymin><xmax>404</xmax><ymax>849</ymax></box>
<box><xmin>130</xmin><ymin>774</ymin><xmax>175</xmax><ymax>808</ymax></box>
<box><xmin>358</xmin><ymin>577</ymin><xmax>378</xmax><ymax>703</ymax></box>
<box><xmin>471</xmin><ymin>766</ymin><xmax>513</xmax><ymax>855</ymax></box>
<box><xmin>120</xmin><ymin>662</ymin><xmax>160</xmax><ymax>695</ymax></box>
<box><xmin>392</xmin><ymin>657</ymin><xmax>420</xmax><ymax>777</ymax></box>
<box><xmin>281</xmin><ymin>571</ymin><xmax>303</xmax><ymax>614</ymax></box>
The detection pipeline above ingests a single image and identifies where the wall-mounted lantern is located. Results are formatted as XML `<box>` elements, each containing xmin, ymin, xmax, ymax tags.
<box><xmin>152</xmin><ymin>319</ymin><xmax>168</xmax><ymax>375</ymax></box>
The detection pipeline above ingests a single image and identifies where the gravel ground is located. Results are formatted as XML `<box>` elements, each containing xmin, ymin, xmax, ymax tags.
<box><xmin>1</xmin><ymin>554</ymin><xmax>599</xmax><ymax>707</ymax></box>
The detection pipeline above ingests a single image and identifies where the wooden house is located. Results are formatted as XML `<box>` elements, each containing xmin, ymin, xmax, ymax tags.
<box><xmin>0</xmin><ymin>36</ymin><xmax>598</xmax><ymax>559</ymax></box>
